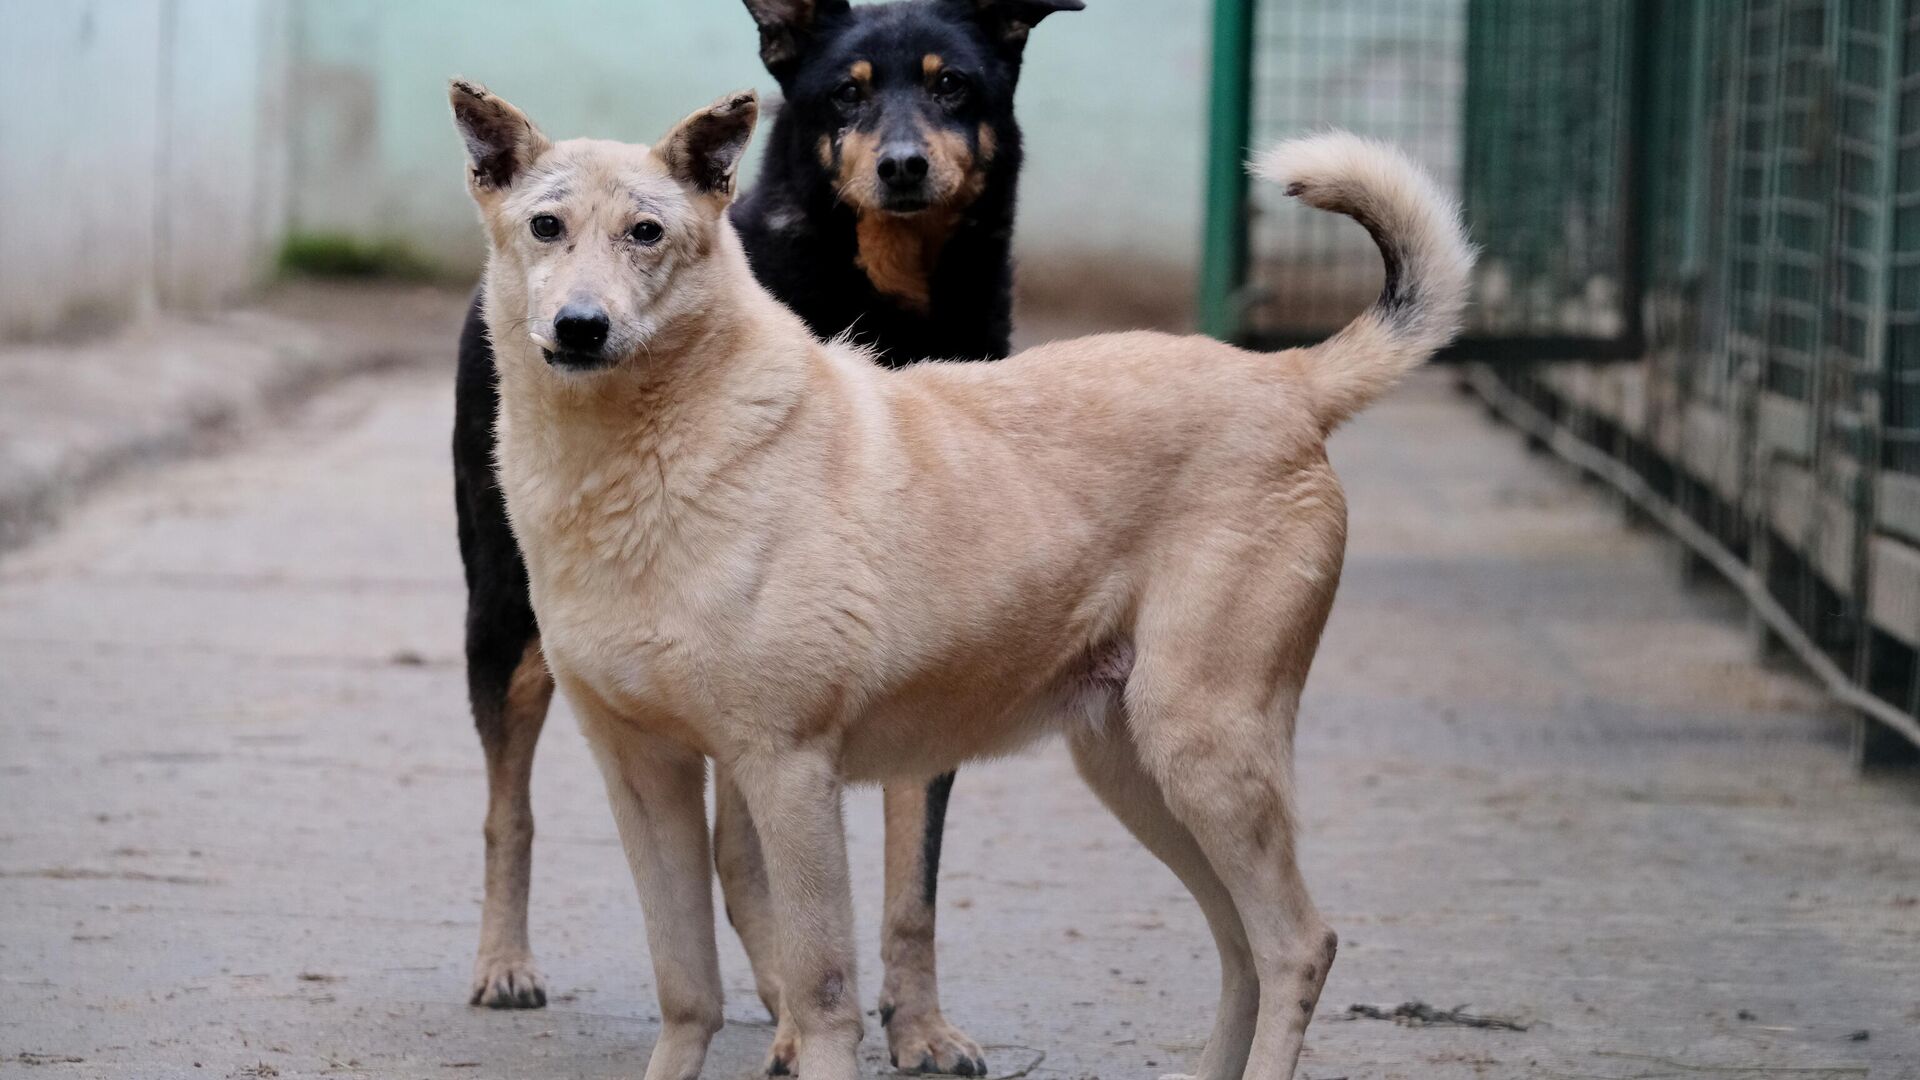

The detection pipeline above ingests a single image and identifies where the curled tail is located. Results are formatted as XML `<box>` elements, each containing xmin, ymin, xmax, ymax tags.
<box><xmin>1253</xmin><ymin>132</ymin><xmax>1475</xmax><ymax>432</ymax></box>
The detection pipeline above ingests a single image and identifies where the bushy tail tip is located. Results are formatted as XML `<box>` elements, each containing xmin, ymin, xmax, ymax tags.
<box><xmin>1252</xmin><ymin>131</ymin><xmax>1475</xmax><ymax>430</ymax></box>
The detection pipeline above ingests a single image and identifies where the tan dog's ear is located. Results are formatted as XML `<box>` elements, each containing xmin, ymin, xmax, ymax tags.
<box><xmin>450</xmin><ymin>80</ymin><xmax>550</xmax><ymax>194</ymax></box>
<box><xmin>653</xmin><ymin>91</ymin><xmax>759</xmax><ymax>204</ymax></box>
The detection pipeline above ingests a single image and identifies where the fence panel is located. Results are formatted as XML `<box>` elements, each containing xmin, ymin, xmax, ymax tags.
<box><xmin>1467</xmin><ymin>0</ymin><xmax>1920</xmax><ymax>757</ymax></box>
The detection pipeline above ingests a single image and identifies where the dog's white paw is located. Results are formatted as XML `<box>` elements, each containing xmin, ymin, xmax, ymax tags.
<box><xmin>469</xmin><ymin>952</ymin><xmax>547</xmax><ymax>1009</ymax></box>
<box><xmin>884</xmin><ymin>1009</ymin><xmax>987</xmax><ymax>1076</ymax></box>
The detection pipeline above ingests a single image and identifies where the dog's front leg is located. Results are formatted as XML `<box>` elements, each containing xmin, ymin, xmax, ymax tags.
<box><xmin>713</xmin><ymin>763</ymin><xmax>801</xmax><ymax>1074</ymax></box>
<box><xmin>583</xmin><ymin>719</ymin><xmax>724</xmax><ymax>1080</ymax></box>
<box><xmin>879</xmin><ymin>774</ymin><xmax>986</xmax><ymax>1074</ymax></box>
<box><xmin>732</xmin><ymin>748</ymin><xmax>863</xmax><ymax>1080</ymax></box>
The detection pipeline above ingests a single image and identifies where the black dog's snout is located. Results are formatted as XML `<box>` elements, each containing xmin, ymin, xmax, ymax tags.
<box><xmin>876</xmin><ymin>145</ymin><xmax>930</xmax><ymax>190</ymax></box>
<box><xmin>552</xmin><ymin>304</ymin><xmax>610</xmax><ymax>354</ymax></box>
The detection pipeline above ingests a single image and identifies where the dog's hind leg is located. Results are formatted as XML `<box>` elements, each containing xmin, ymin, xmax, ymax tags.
<box><xmin>1127</xmin><ymin>521</ymin><xmax>1342</xmax><ymax>1080</ymax></box>
<box><xmin>455</xmin><ymin>293</ymin><xmax>555</xmax><ymax>1009</ymax></box>
<box><xmin>582</xmin><ymin>708</ymin><xmax>724</xmax><ymax>1080</ymax></box>
<box><xmin>713</xmin><ymin>764</ymin><xmax>801</xmax><ymax>1075</ymax></box>
<box><xmin>731</xmin><ymin>748</ymin><xmax>865</xmax><ymax>1080</ymax></box>
<box><xmin>1134</xmin><ymin>685</ymin><xmax>1334</xmax><ymax>1080</ymax></box>
<box><xmin>878</xmin><ymin>773</ymin><xmax>987</xmax><ymax>1076</ymax></box>
<box><xmin>1067</xmin><ymin>722</ymin><xmax>1258</xmax><ymax>1080</ymax></box>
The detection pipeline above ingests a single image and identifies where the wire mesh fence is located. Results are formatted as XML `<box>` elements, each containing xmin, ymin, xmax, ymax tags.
<box><xmin>1243</xmin><ymin>0</ymin><xmax>1465</xmax><ymax>338</ymax></box>
<box><xmin>1473</xmin><ymin>0</ymin><xmax>1920</xmax><ymax>759</ymax></box>
<box><xmin>1202</xmin><ymin>0</ymin><xmax>1920</xmax><ymax>758</ymax></box>
<box><xmin>1464</xmin><ymin>1</ymin><xmax>1636</xmax><ymax>344</ymax></box>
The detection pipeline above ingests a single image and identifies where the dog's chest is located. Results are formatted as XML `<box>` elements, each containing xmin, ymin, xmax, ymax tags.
<box><xmin>503</xmin><ymin>445</ymin><xmax>718</xmax><ymax>701</ymax></box>
<box><xmin>526</xmin><ymin>548</ymin><xmax>730</xmax><ymax>749</ymax></box>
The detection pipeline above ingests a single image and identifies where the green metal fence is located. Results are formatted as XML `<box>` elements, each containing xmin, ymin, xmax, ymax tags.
<box><xmin>1200</xmin><ymin>0</ymin><xmax>1467</xmax><ymax>343</ymax></box>
<box><xmin>1201</xmin><ymin>0</ymin><xmax>1920</xmax><ymax>760</ymax></box>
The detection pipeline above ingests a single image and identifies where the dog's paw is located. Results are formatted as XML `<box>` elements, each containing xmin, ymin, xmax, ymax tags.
<box><xmin>762</xmin><ymin>1014</ymin><xmax>799</xmax><ymax>1076</ymax></box>
<box><xmin>1157</xmin><ymin>1074</ymin><xmax>1198</xmax><ymax>1080</ymax></box>
<box><xmin>469</xmin><ymin>953</ymin><xmax>548</xmax><ymax>1009</ymax></box>
<box><xmin>885</xmin><ymin>1010</ymin><xmax>986</xmax><ymax>1076</ymax></box>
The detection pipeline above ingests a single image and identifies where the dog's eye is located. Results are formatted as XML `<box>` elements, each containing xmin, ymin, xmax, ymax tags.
<box><xmin>529</xmin><ymin>214</ymin><xmax>563</xmax><ymax>241</ymax></box>
<box><xmin>932</xmin><ymin>70</ymin><xmax>968</xmax><ymax>98</ymax></box>
<box><xmin>833</xmin><ymin>81</ymin><xmax>864</xmax><ymax>106</ymax></box>
<box><xmin>630</xmin><ymin>220</ymin><xmax>664</xmax><ymax>245</ymax></box>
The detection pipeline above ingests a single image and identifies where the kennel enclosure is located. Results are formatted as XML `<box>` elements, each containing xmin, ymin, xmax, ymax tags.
<box><xmin>1202</xmin><ymin>0</ymin><xmax>1920</xmax><ymax>761</ymax></box>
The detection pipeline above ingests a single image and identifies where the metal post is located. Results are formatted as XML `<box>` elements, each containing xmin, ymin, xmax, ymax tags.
<box><xmin>1198</xmin><ymin>0</ymin><xmax>1256</xmax><ymax>342</ymax></box>
<box><xmin>1854</xmin><ymin>0</ymin><xmax>1913</xmax><ymax>767</ymax></box>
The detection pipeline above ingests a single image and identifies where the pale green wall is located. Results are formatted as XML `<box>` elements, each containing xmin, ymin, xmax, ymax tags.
<box><xmin>288</xmin><ymin>0</ymin><xmax>1209</xmax><ymax>321</ymax></box>
<box><xmin>0</xmin><ymin>0</ymin><xmax>1211</xmax><ymax>338</ymax></box>
<box><xmin>0</xmin><ymin>0</ymin><xmax>288</xmax><ymax>339</ymax></box>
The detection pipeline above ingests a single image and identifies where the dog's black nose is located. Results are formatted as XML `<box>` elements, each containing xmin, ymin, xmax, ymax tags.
<box><xmin>876</xmin><ymin>145</ymin><xmax>930</xmax><ymax>190</ymax></box>
<box><xmin>552</xmin><ymin>304</ymin><xmax>610</xmax><ymax>354</ymax></box>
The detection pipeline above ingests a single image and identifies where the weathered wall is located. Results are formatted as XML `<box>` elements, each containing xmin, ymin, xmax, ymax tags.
<box><xmin>0</xmin><ymin>0</ymin><xmax>289</xmax><ymax>339</ymax></box>
<box><xmin>0</xmin><ymin>1</ymin><xmax>1210</xmax><ymax>339</ymax></box>
<box><xmin>286</xmin><ymin>0</ymin><xmax>1209</xmax><ymax>323</ymax></box>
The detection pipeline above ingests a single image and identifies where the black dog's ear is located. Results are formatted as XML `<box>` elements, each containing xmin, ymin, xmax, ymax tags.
<box><xmin>449</xmin><ymin>80</ymin><xmax>550</xmax><ymax>194</ymax></box>
<box><xmin>654</xmin><ymin>90</ymin><xmax>760</xmax><ymax>203</ymax></box>
<box><xmin>742</xmin><ymin>0</ymin><xmax>852</xmax><ymax>80</ymax></box>
<box><xmin>951</xmin><ymin>0</ymin><xmax>1084</xmax><ymax>54</ymax></box>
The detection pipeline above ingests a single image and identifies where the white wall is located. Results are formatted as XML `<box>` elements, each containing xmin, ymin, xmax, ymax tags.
<box><xmin>285</xmin><ymin>0</ymin><xmax>1210</xmax><ymax>321</ymax></box>
<box><xmin>0</xmin><ymin>0</ymin><xmax>288</xmax><ymax>339</ymax></box>
<box><xmin>0</xmin><ymin>0</ymin><xmax>1211</xmax><ymax>338</ymax></box>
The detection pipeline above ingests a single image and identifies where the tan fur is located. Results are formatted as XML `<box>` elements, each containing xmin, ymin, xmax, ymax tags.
<box><xmin>831</xmin><ymin>115</ymin><xmax>984</xmax><ymax>218</ymax></box>
<box><xmin>854</xmin><ymin>211</ymin><xmax>954</xmax><ymax>312</ymax></box>
<box><xmin>921</xmin><ymin>53</ymin><xmax>944</xmax><ymax>79</ymax></box>
<box><xmin>457</xmin><ymin>84</ymin><xmax>1471</xmax><ymax>1080</ymax></box>
<box><xmin>921</xmin><ymin>118</ymin><xmax>985</xmax><ymax>207</ymax></box>
<box><xmin>711</xmin><ymin>765</ymin><xmax>799</xmax><ymax>1072</ymax></box>
<box><xmin>833</xmin><ymin>127</ymin><xmax>887</xmax><ymax>213</ymax></box>
<box><xmin>849</xmin><ymin>59</ymin><xmax>873</xmax><ymax>84</ymax></box>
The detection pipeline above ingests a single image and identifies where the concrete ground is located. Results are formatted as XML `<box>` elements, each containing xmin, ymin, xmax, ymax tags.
<box><xmin>0</xmin><ymin>284</ymin><xmax>467</xmax><ymax>550</ymax></box>
<box><xmin>3</xmin><ymin>302</ymin><xmax>1919</xmax><ymax>1080</ymax></box>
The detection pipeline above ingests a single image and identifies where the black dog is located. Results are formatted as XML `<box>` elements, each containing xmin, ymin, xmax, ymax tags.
<box><xmin>451</xmin><ymin>0</ymin><xmax>1079</xmax><ymax>1072</ymax></box>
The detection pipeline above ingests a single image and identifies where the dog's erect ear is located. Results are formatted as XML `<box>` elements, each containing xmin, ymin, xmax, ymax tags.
<box><xmin>950</xmin><ymin>0</ymin><xmax>1084</xmax><ymax>54</ymax></box>
<box><xmin>450</xmin><ymin>80</ymin><xmax>550</xmax><ymax>194</ymax></box>
<box><xmin>741</xmin><ymin>0</ymin><xmax>851</xmax><ymax>80</ymax></box>
<box><xmin>653</xmin><ymin>91</ymin><xmax>760</xmax><ymax>204</ymax></box>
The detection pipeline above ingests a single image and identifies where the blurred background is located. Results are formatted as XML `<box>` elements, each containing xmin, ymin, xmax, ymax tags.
<box><xmin>5</xmin><ymin>2</ymin><xmax>1920</xmax><ymax>1078</ymax></box>
<box><xmin>0</xmin><ymin>0</ymin><xmax>1217</xmax><ymax>336</ymax></box>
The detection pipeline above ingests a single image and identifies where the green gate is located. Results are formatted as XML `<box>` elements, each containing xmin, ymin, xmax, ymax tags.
<box><xmin>1201</xmin><ymin>0</ymin><xmax>1920</xmax><ymax>761</ymax></box>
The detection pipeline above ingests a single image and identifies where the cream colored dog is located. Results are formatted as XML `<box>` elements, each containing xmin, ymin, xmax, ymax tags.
<box><xmin>452</xmin><ymin>80</ymin><xmax>1471</xmax><ymax>1080</ymax></box>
